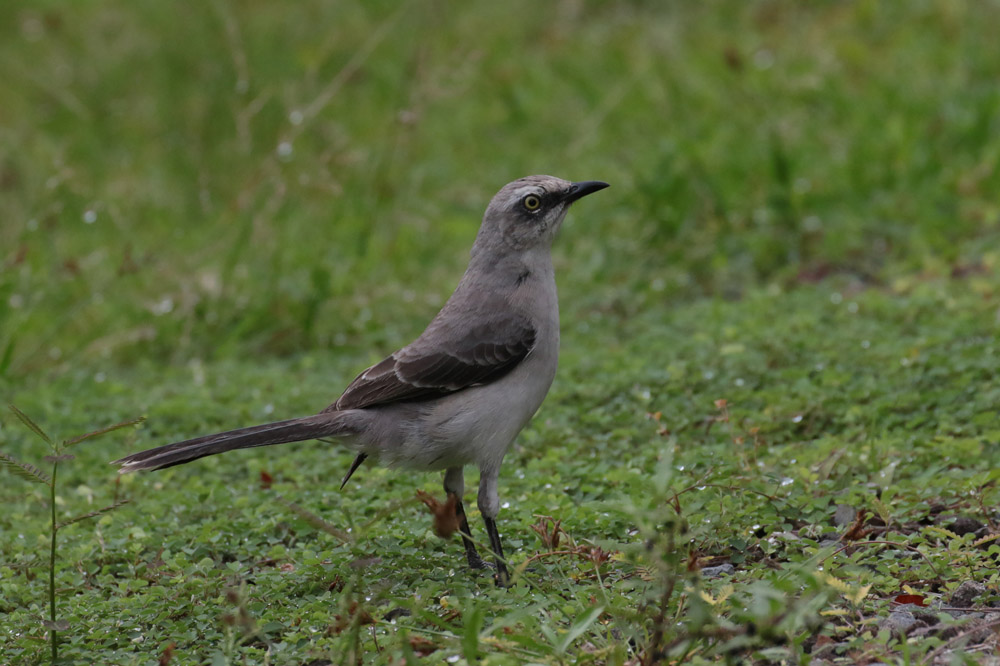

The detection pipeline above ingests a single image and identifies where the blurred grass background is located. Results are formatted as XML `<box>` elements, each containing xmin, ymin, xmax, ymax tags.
<box><xmin>3</xmin><ymin>0</ymin><xmax>999</xmax><ymax>382</ymax></box>
<box><xmin>5</xmin><ymin>2</ymin><xmax>1000</xmax><ymax>662</ymax></box>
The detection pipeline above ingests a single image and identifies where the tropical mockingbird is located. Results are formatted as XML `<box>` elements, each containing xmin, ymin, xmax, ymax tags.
<box><xmin>113</xmin><ymin>175</ymin><xmax>609</xmax><ymax>586</ymax></box>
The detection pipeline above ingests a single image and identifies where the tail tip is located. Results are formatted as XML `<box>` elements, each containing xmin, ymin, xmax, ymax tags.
<box><xmin>110</xmin><ymin>457</ymin><xmax>142</xmax><ymax>474</ymax></box>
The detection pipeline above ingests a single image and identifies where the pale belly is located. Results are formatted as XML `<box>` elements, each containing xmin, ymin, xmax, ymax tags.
<box><xmin>365</xmin><ymin>340</ymin><xmax>558</xmax><ymax>472</ymax></box>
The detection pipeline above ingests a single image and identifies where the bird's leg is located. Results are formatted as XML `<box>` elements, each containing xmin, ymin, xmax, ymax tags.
<box><xmin>444</xmin><ymin>467</ymin><xmax>489</xmax><ymax>570</ymax></box>
<box><xmin>482</xmin><ymin>516</ymin><xmax>508</xmax><ymax>586</ymax></box>
<box><xmin>478</xmin><ymin>470</ymin><xmax>510</xmax><ymax>587</ymax></box>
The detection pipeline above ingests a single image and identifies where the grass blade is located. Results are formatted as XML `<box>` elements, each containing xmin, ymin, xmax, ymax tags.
<box><xmin>539</xmin><ymin>624</ymin><xmax>560</xmax><ymax>653</ymax></box>
<box><xmin>65</xmin><ymin>416</ymin><xmax>146</xmax><ymax>447</ymax></box>
<box><xmin>461</xmin><ymin>602</ymin><xmax>484</xmax><ymax>663</ymax></box>
<box><xmin>8</xmin><ymin>404</ymin><xmax>52</xmax><ymax>445</ymax></box>
<box><xmin>274</xmin><ymin>494</ymin><xmax>351</xmax><ymax>543</ymax></box>
<box><xmin>558</xmin><ymin>606</ymin><xmax>604</xmax><ymax>654</ymax></box>
<box><xmin>0</xmin><ymin>337</ymin><xmax>14</xmax><ymax>376</ymax></box>
<box><xmin>0</xmin><ymin>450</ymin><xmax>51</xmax><ymax>484</ymax></box>
<box><xmin>56</xmin><ymin>499</ymin><xmax>130</xmax><ymax>530</ymax></box>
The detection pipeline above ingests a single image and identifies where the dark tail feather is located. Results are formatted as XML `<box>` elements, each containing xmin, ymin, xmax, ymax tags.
<box><xmin>340</xmin><ymin>453</ymin><xmax>368</xmax><ymax>490</ymax></box>
<box><xmin>112</xmin><ymin>413</ymin><xmax>350</xmax><ymax>473</ymax></box>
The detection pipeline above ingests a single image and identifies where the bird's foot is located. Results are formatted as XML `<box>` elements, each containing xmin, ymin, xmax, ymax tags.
<box><xmin>467</xmin><ymin>556</ymin><xmax>510</xmax><ymax>586</ymax></box>
<box><xmin>467</xmin><ymin>555</ymin><xmax>495</xmax><ymax>571</ymax></box>
<box><xmin>494</xmin><ymin>565</ymin><xmax>511</xmax><ymax>588</ymax></box>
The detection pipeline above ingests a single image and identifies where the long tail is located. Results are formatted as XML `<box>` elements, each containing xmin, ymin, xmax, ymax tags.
<box><xmin>112</xmin><ymin>413</ymin><xmax>350</xmax><ymax>473</ymax></box>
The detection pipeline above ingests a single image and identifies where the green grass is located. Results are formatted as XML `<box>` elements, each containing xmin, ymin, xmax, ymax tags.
<box><xmin>3</xmin><ymin>1</ymin><xmax>1000</xmax><ymax>664</ymax></box>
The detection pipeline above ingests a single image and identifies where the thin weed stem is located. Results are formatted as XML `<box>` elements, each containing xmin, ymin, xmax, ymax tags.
<box><xmin>49</xmin><ymin>460</ymin><xmax>58</xmax><ymax>663</ymax></box>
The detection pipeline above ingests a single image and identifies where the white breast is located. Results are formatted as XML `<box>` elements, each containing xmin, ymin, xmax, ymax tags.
<box><xmin>371</xmin><ymin>268</ymin><xmax>560</xmax><ymax>472</ymax></box>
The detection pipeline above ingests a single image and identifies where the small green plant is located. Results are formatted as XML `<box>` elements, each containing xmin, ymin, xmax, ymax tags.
<box><xmin>0</xmin><ymin>405</ymin><xmax>143</xmax><ymax>664</ymax></box>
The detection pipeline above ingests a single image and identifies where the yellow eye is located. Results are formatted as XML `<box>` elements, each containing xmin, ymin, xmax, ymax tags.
<box><xmin>523</xmin><ymin>195</ymin><xmax>541</xmax><ymax>211</ymax></box>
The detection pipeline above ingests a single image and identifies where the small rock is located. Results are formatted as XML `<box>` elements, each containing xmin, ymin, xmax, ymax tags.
<box><xmin>879</xmin><ymin>610</ymin><xmax>918</xmax><ymax>636</ymax></box>
<box><xmin>913</xmin><ymin>610</ymin><xmax>940</xmax><ymax>627</ymax></box>
<box><xmin>833</xmin><ymin>504</ymin><xmax>856</xmax><ymax>527</ymax></box>
<box><xmin>700</xmin><ymin>563</ymin><xmax>735</xmax><ymax>578</ymax></box>
<box><xmin>928</xmin><ymin>623</ymin><xmax>962</xmax><ymax>641</ymax></box>
<box><xmin>948</xmin><ymin>516</ymin><xmax>984</xmax><ymax>536</ymax></box>
<box><xmin>950</xmin><ymin>580</ymin><xmax>986</xmax><ymax>608</ymax></box>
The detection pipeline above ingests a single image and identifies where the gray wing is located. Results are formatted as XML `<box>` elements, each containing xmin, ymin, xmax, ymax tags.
<box><xmin>330</xmin><ymin>309</ymin><xmax>536</xmax><ymax>411</ymax></box>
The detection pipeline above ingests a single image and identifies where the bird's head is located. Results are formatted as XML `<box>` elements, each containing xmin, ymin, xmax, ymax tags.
<box><xmin>476</xmin><ymin>175</ymin><xmax>609</xmax><ymax>254</ymax></box>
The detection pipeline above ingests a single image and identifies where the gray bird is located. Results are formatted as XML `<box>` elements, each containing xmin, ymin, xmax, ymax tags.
<box><xmin>113</xmin><ymin>175</ymin><xmax>609</xmax><ymax>586</ymax></box>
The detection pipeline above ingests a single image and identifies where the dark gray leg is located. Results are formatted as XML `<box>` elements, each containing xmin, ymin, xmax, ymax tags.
<box><xmin>444</xmin><ymin>467</ymin><xmax>489</xmax><ymax>570</ymax></box>
<box><xmin>482</xmin><ymin>516</ymin><xmax>509</xmax><ymax>587</ymax></box>
<box><xmin>478</xmin><ymin>468</ymin><xmax>510</xmax><ymax>587</ymax></box>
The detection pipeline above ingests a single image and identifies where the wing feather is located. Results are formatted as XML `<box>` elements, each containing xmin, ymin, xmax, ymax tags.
<box><xmin>331</xmin><ymin>307</ymin><xmax>536</xmax><ymax>411</ymax></box>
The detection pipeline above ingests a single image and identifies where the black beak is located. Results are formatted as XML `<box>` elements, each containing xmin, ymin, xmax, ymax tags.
<box><xmin>563</xmin><ymin>180</ymin><xmax>610</xmax><ymax>204</ymax></box>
